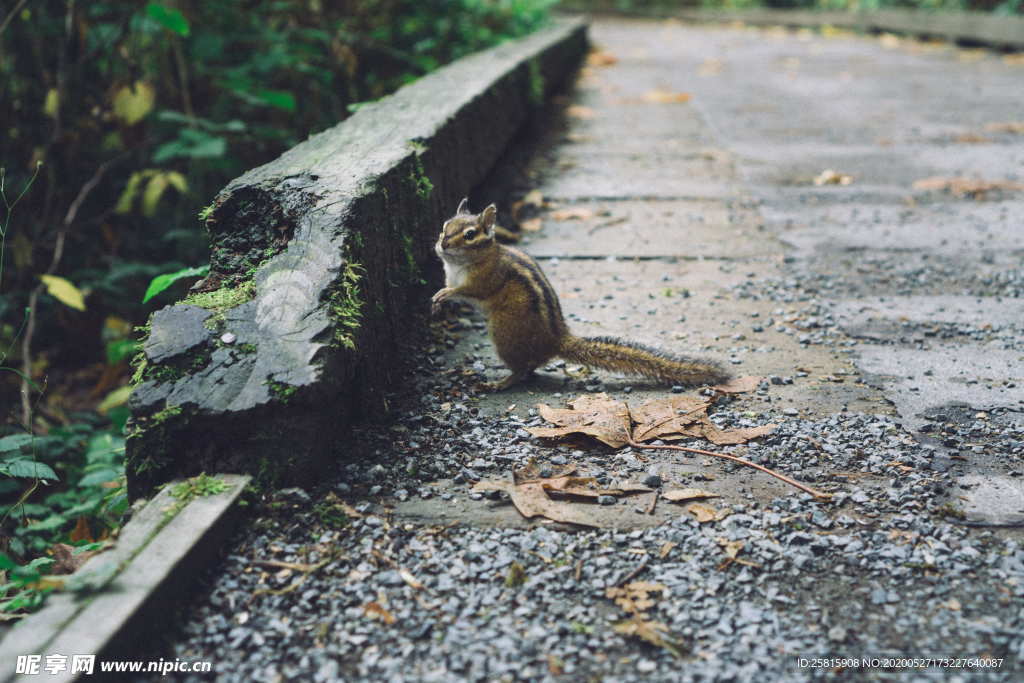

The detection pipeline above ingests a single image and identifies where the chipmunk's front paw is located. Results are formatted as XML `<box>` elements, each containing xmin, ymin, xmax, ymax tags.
<box><xmin>430</xmin><ymin>288</ymin><xmax>454</xmax><ymax>317</ymax></box>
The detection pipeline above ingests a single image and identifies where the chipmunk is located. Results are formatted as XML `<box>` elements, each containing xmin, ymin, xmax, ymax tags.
<box><xmin>432</xmin><ymin>199</ymin><xmax>731</xmax><ymax>391</ymax></box>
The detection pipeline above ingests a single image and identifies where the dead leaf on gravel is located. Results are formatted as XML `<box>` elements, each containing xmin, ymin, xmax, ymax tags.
<box><xmin>528</xmin><ymin>393</ymin><xmax>631</xmax><ymax>448</ymax></box>
<box><xmin>984</xmin><ymin>122</ymin><xmax>1024</xmax><ymax>134</ymax></box>
<box><xmin>954</xmin><ymin>133</ymin><xmax>993</xmax><ymax>144</ymax></box>
<box><xmin>659</xmin><ymin>541</ymin><xmax>677</xmax><ymax>558</ymax></box>
<box><xmin>362</xmin><ymin>601</ymin><xmax>396</xmax><ymax>624</ymax></box>
<box><xmin>567</xmin><ymin>105</ymin><xmax>596</xmax><ymax>119</ymax></box>
<box><xmin>685</xmin><ymin>502</ymin><xmax>720</xmax><ymax>523</ymax></box>
<box><xmin>700</xmin><ymin>422</ymin><xmax>777</xmax><ymax>446</ymax></box>
<box><xmin>711</xmin><ymin>375</ymin><xmax>763</xmax><ymax>394</ymax></box>
<box><xmin>587</xmin><ymin>50</ymin><xmax>618</xmax><ymax>66</ymax></box>
<box><xmin>912</xmin><ymin>176</ymin><xmax>1024</xmax><ymax>199</ymax></box>
<box><xmin>519</xmin><ymin>217</ymin><xmax>543</xmax><ymax>232</ymax></box>
<box><xmin>1002</xmin><ymin>53</ymin><xmax>1024</xmax><ymax>66</ymax></box>
<box><xmin>662</xmin><ymin>488</ymin><xmax>720</xmax><ymax>502</ymax></box>
<box><xmin>813</xmin><ymin>169</ymin><xmax>853</xmax><ymax>186</ymax></box>
<box><xmin>698</xmin><ymin>58</ymin><xmax>724</xmax><ymax>76</ymax></box>
<box><xmin>643</xmin><ymin>89</ymin><xmax>691</xmax><ymax>103</ymax></box>
<box><xmin>550</xmin><ymin>207</ymin><xmax>594</xmax><ymax>221</ymax></box>
<box><xmin>631</xmin><ymin>394</ymin><xmax>711</xmax><ymax>442</ymax></box>
<box><xmin>399</xmin><ymin>569</ymin><xmax>425</xmax><ymax>591</ymax></box>
<box><xmin>606</xmin><ymin>581</ymin><xmax>668</xmax><ymax>613</ymax></box>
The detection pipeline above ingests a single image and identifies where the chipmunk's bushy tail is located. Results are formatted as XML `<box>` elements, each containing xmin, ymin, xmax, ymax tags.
<box><xmin>558</xmin><ymin>335</ymin><xmax>731</xmax><ymax>386</ymax></box>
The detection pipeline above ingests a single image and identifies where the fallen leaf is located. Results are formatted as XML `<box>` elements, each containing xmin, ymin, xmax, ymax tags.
<box><xmin>700</xmin><ymin>422</ymin><xmax>777</xmax><ymax>446</ymax></box>
<box><xmin>547</xmin><ymin>654</ymin><xmax>564</xmax><ymax>675</ymax></box>
<box><xmin>587</xmin><ymin>50</ymin><xmax>618</xmax><ymax>66</ymax></box>
<box><xmin>662</xmin><ymin>488</ymin><xmax>720</xmax><ymax>502</ymax></box>
<box><xmin>813</xmin><ymin>169</ymin><xmax>853</xmax><ymax>186</ymax></box>
<box><xmin>659</xmin><ymin>541</ymin><xmax>677</xmax><ymax>558</ymax></box>
<box><xmin>643</xmin><ymin>89</ymin><xmax>691</xmax><ymax>103</ymax></box>
<box><xmin>519</xmin><ymin>217</ymin><xmax>543</xmax><ymax>232</ymax></box>
<box><xmin>49</xmin><ymin>543</ymin><xmax>96</xmax><ymax>575</ymax></box>
<box><xmin>509</xmin><ymin>482</ymin><xmax>605</xmax><ymax>527</ymax></box>
<box><xmin>528</xmin><ymin>393</ymin><xmax>631</xmax><ymax>448</ymax></box>
<box><xmin>362</xmin><ymin>601</ymin><xmax>396</xmax><ymax>624</ymax></box>
<box><xmin>954</xmin><ymin>133</ymin><xmax>993</xmax><ymax>144</ymax></box>
<box><xmin>550</xmin><ymin>207</ymin><xmax>594</xmax><ymax>221</ymax></box>
<box><xmin>631</xmin><ymin>394</ymin><xmax>711</xmax><ymax>442</ymax></box>
<box><xmin>711</xmin><ymin>375</ymin><xmax>763</xmax><ymax>394</ymax></box>
<box><xmin>69</xmin><ymin>517</ymin><xmax>94</xmax><ymax>544</ymax></box>
<box><xmin>912</xmin><ymin>176</ymin><xmax>1024</xmax><ymax>199</ymax></box>
<box><xmin>606</xmin><ymin>581</ymin><xmax>668</xmax><ymax>613</ymax></box>
<box><xmin>566</xmin><ymin>105</ymin><xmax>596</xmax><ymax>119</ymax></box>
<box><xmin>698</xmin><ymin>58</ymin><xmax>724</xmax><ymax>76</ymax></box>
<box><xmin>1002</xmin><ymin>54</ymin><xmax>1024</xmax><ymax>66</ymax></box>
<box><xmin>685</xmin><ymin>502</ymin><xmax>719</xmax><ymax>523</ymax></box>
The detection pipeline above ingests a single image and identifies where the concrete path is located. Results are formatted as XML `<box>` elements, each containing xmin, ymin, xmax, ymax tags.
<box><xmin>404</xmin><ymin>17</ymin><xmax>1024</xmax><ymax>528</ymax></box>
<box><xmin>147</xmin><ymin>18</ymin><xmax>1024</xmax><ymax>682</ymax></box>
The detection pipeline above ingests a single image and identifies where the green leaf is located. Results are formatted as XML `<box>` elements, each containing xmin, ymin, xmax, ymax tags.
<box><xmin>105</xmin><ymin>339</ymin><xmax>138</xmax><ymax>365</ymax></box>
<box><xmin>142</xmin><ymin>265</ymin><xmax>209</xmax><ymax>303</ymax></box>
<box><xmin>146</xmin><ymin>3</ymin><xmax>190</xmax><ymax>37</ymax></box>
<box><xmin>0</xmin><ymin>434</ymin><xmax>33</xmax><ymax>454</ymax></box>
<box><xmin>0</xmin><ymin>553</ymin><xmax>17</xmax><ymax>571</ymax></box>
<box><xmin>78</xmin><ymin>468</ymin><xmax>121</xmax><ymax>487</ymax></box>
<box><xmin>97</xmin><ymin>386</ymin><xmax>132</xmax><ymax>415</ymax></box>
<box><xmin>152</xmin><ymin>130</ymin><xmax>226</xmax><ymax>163</ymax></box>
<box><xmin>231</xmin><ymin>86</ymin><xmax>296</xmax><ymax>112</ymax></box>
<box><xmin>22</xmin><ymin>515</ymin><xmax>66</xmax><ymax>533</ymax></box>
<box><xmin>1</xmin><ymin>458</ymin><xmax>58</xmax><ymax>481</ymax></box>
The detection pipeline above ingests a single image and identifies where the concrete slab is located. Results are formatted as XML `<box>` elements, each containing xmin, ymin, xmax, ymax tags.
<box><xmin>520</xmin><ymin>200</ymin><xmax>765</xmax><ymax>259</ymax></box>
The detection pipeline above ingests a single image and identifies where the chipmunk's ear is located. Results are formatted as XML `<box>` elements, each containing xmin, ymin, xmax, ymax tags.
<box><xmin>455</xmin><ymin>197</ymin><xmax>470</xmax><ymax>216</ymax></box>
<box><xmin>478</xmin><ymin>204</ymin><xmax>497</xmax><ymax>233</ymax></box>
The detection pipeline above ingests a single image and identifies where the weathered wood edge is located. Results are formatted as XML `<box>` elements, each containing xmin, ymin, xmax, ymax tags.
<box><xmin>0</xmin><ymin>474</ymin><xmax>250</xmax><ymax>683</ymax></box>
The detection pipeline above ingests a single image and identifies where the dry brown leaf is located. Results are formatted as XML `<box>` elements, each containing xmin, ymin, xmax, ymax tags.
<box><xmin>685</xmin><ymin>502</ymin><xmax>719</xmax><ymax>523</ymax></box>
<box><xmin>631</xmin><ymin>394</ymin><xmax>711</xmax><ymax>442</ymax></box>
<box><xmin>954</xmin><ymin>133</ymin><xmax>993</xmax><ymax>144</ymax></box>
<box><xmin>659</xmin><ymin>541</ymin><xmax>677</xmax><ymax>558</ymax></box>
<box><xmin>700</xmin><ymin>422</ymin><xmax>777</xmax><ymax>446</ymax></box>
<box><xmin>912</xmin><ymin>176</ymin><xmax>1024</xmax><ymax>199</ymax></box>
<box><xmin>813</xmin><ymin>169</ymin><xmax>853</xmax><ymax>186</ymax></box>
<box><xmin>985</xmin><ymin>122</ymin><xmax>1024</xmax><ymax>134</ymax></box>
<box><xmin>49</xmin><ymin>543</ymin><xmax>96</xmax><ymax>575</ymax></box>
<box><xmin>68</xmin><ymin>517</ymin><xmax>94</xmax><ymax>544</ymax></box>
<box><xmin>698</xmin><ymin>58</ymin><xmax>724</xmax><ymax>76</ymax></box>
<box><xmin>662</xmin><ymin>488</ymin><xmax>720</xmax><ymax>502</ymax></box>
<box><xmin>711</xmin><ymin>375</ymin><xmax>763</xmax><ymax>394</ymax></box>
<box><xmin>606</xmin><ymin>581</ymin><xmax>668</xmax><ymax>613</ymax></box>
<box><xmin>550</xmin><ymin>207</ymin><xmax>595</xmax><ymax>221</ymax></box>
<box><xmin>1002</xmin><ymin>53</ymin><xmax>1024</xmax><ymax>66</ymax></box>
<box><xmin>528</xmin><ymin>393</ymin><xmax>631</xmax><ymax>448</ymax></box>
<box><xmin>519</xmin><ymin>217</ymin><xmax>543</xmax><ymax>232</ymax></box>
<box><xmin>566</xmin><ymin>105</ymin><xmax>596</xmax><ymax>119</ymax></box>
<box><xmin>587</xmin><ymin>50</ymin><xmax>618</xmax><ymax>67</ymax></box>
<box><xmin>643</xmin><ymin>89</ymin><xmax>691</xmax><ymax>103</ymax></box>
<box><xmin>362</xmin><ymin>601</ymin><xmax>396</xmax><ymax>624</ymax></box>
<box><xmin>508</xmin><ymin>482</ymin><xmax>605</xmax><ymax>527</ymax></box>
<box><xmin>613</xmin><ymin>617</ymin><xmax>683</xmax><ymax>656</ymax></box>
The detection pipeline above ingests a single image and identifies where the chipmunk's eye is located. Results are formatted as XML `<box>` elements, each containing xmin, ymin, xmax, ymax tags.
<box><xmin>463</xmin><ymin>228</ymin><xmax>477</xmax><ymax>240</ymax></box>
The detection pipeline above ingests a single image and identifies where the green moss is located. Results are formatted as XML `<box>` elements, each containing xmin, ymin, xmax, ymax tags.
<box><xmin>198</xmin><ymin>204</ymin><xmax>215</xmax><ymax>221</ymax></box>
<box><xmin>326</xmin><ymin>262</ymin><xmax>365</xmax><ymax>350</ymax></box>
<box><xmin>400</xmin><ymin>233</ymin><xmax>420</xmax><ymax>283</ymax></box>
<box><xmin>183</xmin><ymin>280</ymin><xmax>255</xmax><ymax>313</ymax></box>
<box><xmin>151</xmin><ymin>404</ymin><xmax>183</xmax><ymax>425</ymax></box>
<box><xmin>165</xmin><ymin>473</ymin><xmax>230</xmax><ymax>520</ymax></box>
<box><xmin>408</xmin><ymin>154</ymin><xmax>433</xmax><ymax>200</ymax></box>
<box><xmin>528</xmin><ymin>58</ymin><xmax>545</xmax><ymax>106</ymax></box>
<box><xmin>266</xmin><ymin>380</ymin><xmax>299</xmax><ymax>402</ymax></box>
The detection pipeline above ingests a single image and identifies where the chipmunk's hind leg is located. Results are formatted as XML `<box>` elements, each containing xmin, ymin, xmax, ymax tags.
<box><xmin>484</xmin><ymin>368</ymin><xmax>535</xmax><ymax>392</ymax></box>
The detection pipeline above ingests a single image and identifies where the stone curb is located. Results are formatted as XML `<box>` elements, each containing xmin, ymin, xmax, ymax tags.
<box><xmin>0</xmin><ymin>474</ymin><xmax>250</xmax><ymax>683</ymax></box>
<box><xmin>125</xmin><ymin>18</ymin><xmax>590</xmax><ymax>498</ymax></box>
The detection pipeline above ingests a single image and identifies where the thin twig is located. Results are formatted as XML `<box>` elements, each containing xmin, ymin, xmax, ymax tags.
<box><xmin>628</xmin><ymin>437</ymin><xmax>831</xmax><ymax>501</ymax></box>
<box><xmin>0</xmin><ymin>0</ymin><xmax>28</xmax><ymax>36</ymax></box>
<box><xmin>615</xmin><ymin>558</ymin><xmax>650</xmax><ymax>587</ymax></box>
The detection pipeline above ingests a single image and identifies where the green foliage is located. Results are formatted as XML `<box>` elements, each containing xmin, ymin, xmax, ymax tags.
<box><xmin>143</xmin><ymin>264</ymin><xmax>210</xmax><ymax>304</ymax></box>
<box><xmin>2</xmin><ymin>426</ymin><xmax>127</xmax><ymax>564</ymax></box>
